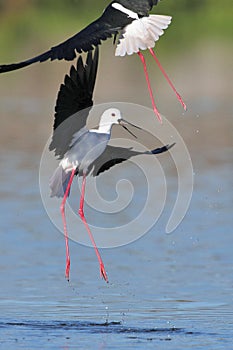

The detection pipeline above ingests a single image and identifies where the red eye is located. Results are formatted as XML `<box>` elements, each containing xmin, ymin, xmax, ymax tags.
<box><xmin>111</xmin><ymin>113</ymin><xmax>116</xmax><ymax>117</ymax></box>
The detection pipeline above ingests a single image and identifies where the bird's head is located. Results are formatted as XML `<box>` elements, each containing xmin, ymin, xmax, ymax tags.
<box><xmin>99</xmin><ymin>108</ymin><xmax>142</xmax><ymax>137</ymax></box>
<box><xmin>99</xmin><ymin>108</ymin><xmax>122</xmax><ymax>128</ymax></box>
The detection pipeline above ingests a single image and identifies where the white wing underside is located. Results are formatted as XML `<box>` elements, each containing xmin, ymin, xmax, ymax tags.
<box><xmin>115</xmin><ymin>15</ymin><xmax>172</xmax><ymax>56</ymax></box>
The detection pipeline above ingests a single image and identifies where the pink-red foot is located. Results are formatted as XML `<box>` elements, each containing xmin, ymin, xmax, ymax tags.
<box><xmin>177</xmin><ymin>93</ymin><xmax>187</xmax><ymax>111</ymax></box>
<box><xmin>100</xmin><ymin>263</ymin><xmax>108</xmax><ymax>283</ymax></box>
<box><xmin>65</xmin><ymin>259</ymin><xmax>70</xmax><ymax>282</ymax></box>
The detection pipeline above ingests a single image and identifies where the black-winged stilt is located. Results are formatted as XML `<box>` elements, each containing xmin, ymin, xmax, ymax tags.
<box><xmin>50</xmin><ymin>47</ymin><xmax>174</xmax><ymax>282</ymax></box>
<box><xmin>0</xmin><ymin>0</ymin><xmax>186</xmax><ymax>121</ymax></box>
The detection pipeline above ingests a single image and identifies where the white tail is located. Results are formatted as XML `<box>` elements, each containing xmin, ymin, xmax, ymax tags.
<box><xmin>49</xmin><ymin>165</ymin><xmax>72</xmax><ymax>198</ymax></box>
<box><xmin>115</xmin><ymin>15</ymin><xmax>172</xmax><ymax>56</ymax></box>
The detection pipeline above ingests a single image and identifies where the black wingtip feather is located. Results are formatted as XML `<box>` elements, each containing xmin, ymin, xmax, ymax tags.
<box><xmin>52</xmin><ymin>47</ymin><xmax>99</xmax><ymax>131</ymax></box>
<box><xmin>91</xmin><ymin>142</ymin><xmax>175</xmax><ymax>177</ymax></box>
<box><xmin>151</xmin><ymin>143</ymin><xmax>176</xmax><ymax>154</ymax></box>
<box><xmin>49</xmin><ymin>47</ymin><xmax>99</xmax><ymax>157</ymax></box>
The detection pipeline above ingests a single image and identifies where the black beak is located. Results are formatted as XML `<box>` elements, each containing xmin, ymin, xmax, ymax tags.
<box><xmin>118</xmin><ymin>118</ymin><xmax>142</xmax><ymax>139</ymax></box>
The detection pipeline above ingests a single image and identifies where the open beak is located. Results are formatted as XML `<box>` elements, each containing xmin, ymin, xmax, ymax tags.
<box><xmin>118</xmin><ymin>118</ymin><xmax>142</xmax><ymax>139</ymax></box>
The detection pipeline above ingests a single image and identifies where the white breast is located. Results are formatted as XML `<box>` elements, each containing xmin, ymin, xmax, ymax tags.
<box><xmin>115</xmin><ymin>15</ymin><xmax>172</xmax><ymax>56</ymax></box>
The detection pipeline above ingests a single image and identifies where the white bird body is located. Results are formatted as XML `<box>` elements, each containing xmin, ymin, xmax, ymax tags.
<box><xmin>50</xmin><ymin>108</ymin><xmax>123</xmax><ymax>197</ymax></box>
<box><xmin>48</xmin><ymin>48</ymin><xmax>174</xmax><ymax>282</ymax></box>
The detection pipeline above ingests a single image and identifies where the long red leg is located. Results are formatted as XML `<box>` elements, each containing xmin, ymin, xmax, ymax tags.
<box><xmin>60</xmin><ymin>168</ymin><xmax>76</xmax><ymax>281</ymax></box>
<box><xmin>149</xmin><ymin>48</ymin><xmax>187</xmax><ymax>111</ymax></box>
<box><xmin>79</xmin><ymin>174</ymin><xmax>108</xmax><ymax>283</ymax></box>
<box><xmin>137</xmin><ymin>51</ymin><xmax>162</xmax><ymax>123</ymax></box>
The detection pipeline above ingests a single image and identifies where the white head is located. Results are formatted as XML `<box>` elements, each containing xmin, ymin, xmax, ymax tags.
<box><xmin>93</xmin><ymin>107</ymin><xmax>141</xmax><ymax>137</ymax></box>
<box><xmin>100</xmin><ymin>108</ymin><xmax>122</xmax><ymax>127</ymax></box>
<box><xmin>97</xmin><ymin>108</ymin><xmax>122</xmax><ymax>133</ymax></box>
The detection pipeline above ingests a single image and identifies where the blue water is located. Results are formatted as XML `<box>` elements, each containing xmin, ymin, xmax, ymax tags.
<box><xmin>0</xmin><ymin>145</ymin><xmax>232</xmax><ymax>349</ymax></box>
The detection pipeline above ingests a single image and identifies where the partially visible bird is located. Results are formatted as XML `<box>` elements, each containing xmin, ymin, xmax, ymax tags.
<box><xmin>49</xmin><ymin>47</ymin><xmax>174</xmax><ymax>282</ymax></box>
<box><xmin>0</xmin><ymin>0</ymin><xmax>186</xmax><ymax>120</ymax></box>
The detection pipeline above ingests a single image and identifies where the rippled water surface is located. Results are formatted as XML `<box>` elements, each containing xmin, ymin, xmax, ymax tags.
<box><xmin>0</xmin><ymin>43</ymin><xmax>232</xmax><ymax>349</ymax></box>
<box><xmin>0</xmin><ymin>142</ymin><xmax>232</xmax><ymax>349</ymax></box>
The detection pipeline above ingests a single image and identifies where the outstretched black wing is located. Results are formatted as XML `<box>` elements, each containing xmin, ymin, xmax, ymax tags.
<box><xmin>49</xmin><ymin>47</ymin><xmax>99</xmax><ymax>158</ymax></box>
<box><xmin>0</xmin><ymin>0</ymin><xmax>158</xmax><ymax>74</ymax></box>
<box><xmin>90</xmin><ymin>143</ymin><xmax>175</xmax><ymax>176</ymax></box>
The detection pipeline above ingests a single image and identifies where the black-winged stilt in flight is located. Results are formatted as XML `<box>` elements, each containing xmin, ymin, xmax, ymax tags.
<box><xmin>49</xmin><ymin>46</ymin><xmax>174</xmax><ymax>282</ymax></box>
<box><xmin>0</xmin><ymin>0</ymin><xmax>186</xmax><ymax>121</ymax></box>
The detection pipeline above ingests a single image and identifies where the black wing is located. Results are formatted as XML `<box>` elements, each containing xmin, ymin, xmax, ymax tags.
<box><xmin>49</xmin><ymin>47</ymin><xmax>99</xmax><ymax>158</ymax></box>
<box><xmin>0</xmin><ymin>0</ymin><xmax>160</xmax><ymax>74</ymax></box>
<box><xmin>0</xmin><ymin>5</ymin><xmax>128</xmax><ymax>73</ymax></box>
<box><xmin>90</xmin><ymin>143</ymin><xmax>175</xmax><ymax>176</ymax></box>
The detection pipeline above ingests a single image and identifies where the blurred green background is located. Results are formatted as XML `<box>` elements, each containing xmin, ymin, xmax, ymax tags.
<box><xmin>0</xmin><ymin>0</ymin><xmax>232</xmax><ymax>156</ymax></box>
<box><xmin>0</xmin><ymin>0</ymin><xmax>232</xmax><ymax>56</ymax></box>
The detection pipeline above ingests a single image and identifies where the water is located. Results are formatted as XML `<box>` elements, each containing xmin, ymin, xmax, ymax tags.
<box><xmin>0</xmin><ymin>144</ymin><xmax>232</xmax><ymax>349</ymax></box>
<box><xmin>0</xmin><ymin>42</ymin><xmax>232</xmax><ymax>349</ymax></box>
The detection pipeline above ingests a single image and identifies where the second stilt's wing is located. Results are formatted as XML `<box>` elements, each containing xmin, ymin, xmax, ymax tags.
<box><xmin>90</xmin><ymin>143</ymin><xmax>175</xmax><ymax>176</ymax></box>
<box><xmin>49</xmin><ymin>47</ymin><xmax>99</xmax><ymax>158</ymax></box>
